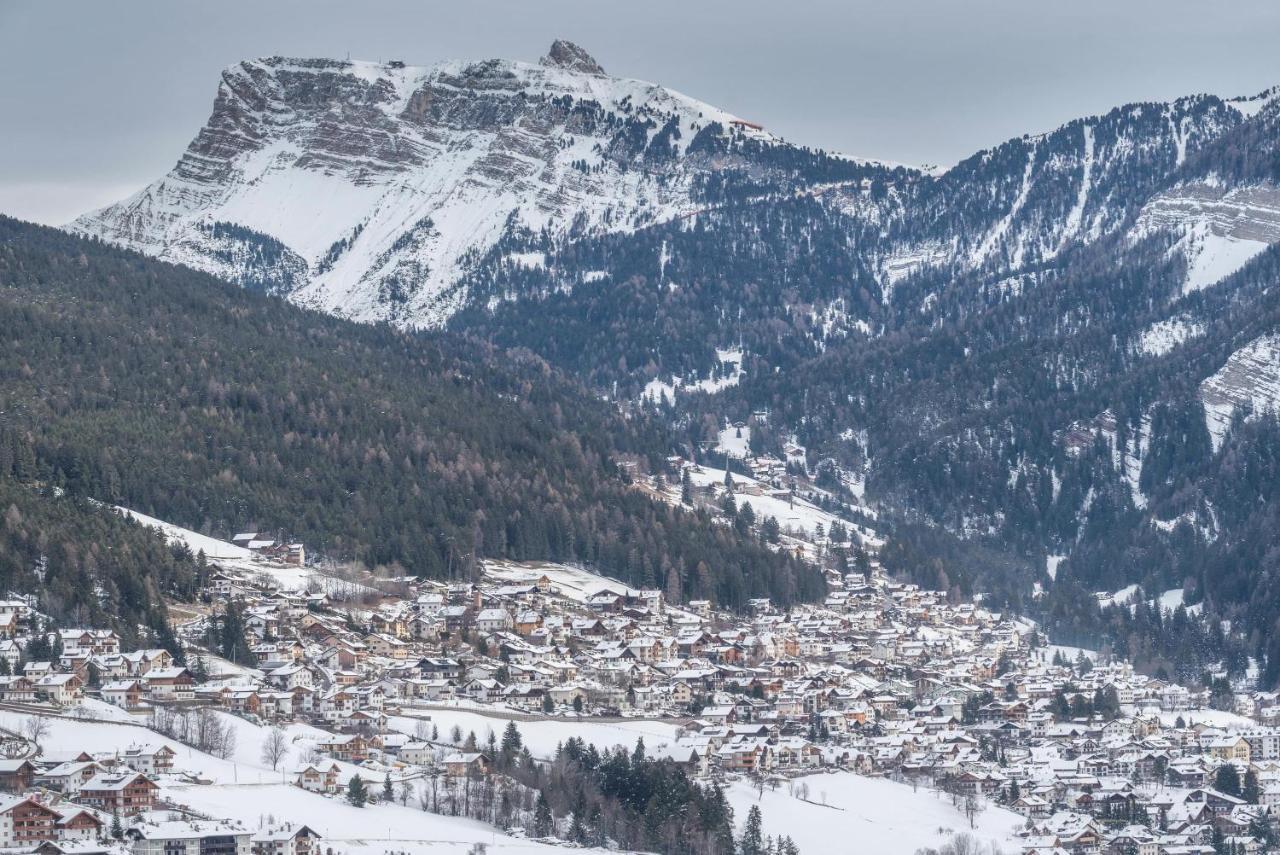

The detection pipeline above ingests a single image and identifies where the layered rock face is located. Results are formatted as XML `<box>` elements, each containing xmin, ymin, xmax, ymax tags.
<box><xmin>70</xmin><ymin>42</ymin><xmax>815</xmax><ymax>325</ymax></box>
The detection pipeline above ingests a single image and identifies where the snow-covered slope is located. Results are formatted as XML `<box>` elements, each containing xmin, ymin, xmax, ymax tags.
<box><xmin>117</xmin><ymin>506</ymin><xmax>254</xmax><ymax>560</ymax></box>
<box><xmin>857</xmin><ymin>94</ymin><xmax>1264</xmax><ymax>292</ymax></box>
<box><xmin>1200</xmin><ymin>331</ymin><xmax>1280</xmax><ymax>450</ymax></box>
<box><xmin>725</xmin><ymin>772</ymin><xmax>1022</xmax><ymax>855</ymax></box>
<box><xmin>69</xmin><ymin>42</ymin><xmax>838</xmax><ymax>327</ymax></box>
<box><xmin>1133</xmin><ymin>181</ymin><xmax>1280</xmax><ymax>294</ymax></box>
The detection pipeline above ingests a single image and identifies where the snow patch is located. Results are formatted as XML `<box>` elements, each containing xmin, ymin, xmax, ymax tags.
<box><xmin>1136</xmin><ymin>316</ymin><xmax>1205</xmax><ymax>356</ymax></box>
<box><xmin>116</xmin><ymin>507</ymin><xmax>254</xmax><ymax>561</ymax></box>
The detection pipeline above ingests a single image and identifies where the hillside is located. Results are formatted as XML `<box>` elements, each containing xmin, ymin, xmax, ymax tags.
<box><xmin>0</xmin><ymin>217</ymin><xmax>822</xmax><ymax>609</ymax></box>
<box><xmin>0</xmin><ymin>473</ymin><xmax>189</xmax><ymax>654</ymax></box>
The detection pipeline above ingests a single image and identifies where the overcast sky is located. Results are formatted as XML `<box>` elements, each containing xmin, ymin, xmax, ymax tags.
<box><xmin>2</xmin><ymin>0</ymin><xmax>1278</xmax><ymax>225</ymax></box>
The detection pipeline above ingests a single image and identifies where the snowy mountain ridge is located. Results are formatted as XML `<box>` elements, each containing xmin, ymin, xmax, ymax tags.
<box><xmin>70</xmin><ymin>42</ymin><xmax>854</xmax><ymax>326</ymax></box>
<box><xmin>69</xmin><ymin>43</ymin><xmax>1280</xmax><ymax>331</ymax></box>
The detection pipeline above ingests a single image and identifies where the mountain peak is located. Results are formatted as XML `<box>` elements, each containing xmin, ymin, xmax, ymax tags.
<box><xmin>540</xmin><ymin>40</ymin><xmax>605</xmax><ymax>75</ymax></box>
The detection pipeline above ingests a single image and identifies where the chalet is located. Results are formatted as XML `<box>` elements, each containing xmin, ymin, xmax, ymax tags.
<box><xmin>369</xmin><ymin>612</ymin><xmax>408</xmax><ymax>640</ymax></box>
<box><xmin>144</xmin><ymin>667</ymin><xmax>195</xmax><ymax>700</ymax></box>
<box><xmin>266</xmin><ymin>664</ymin><xmax>312</xmax><ymax>691</ymax></box>
<box><xmin>317</xmin><ymin>734</ymin><xmax>369</xmax><ymax>763</ymax></box>
<box><xmin>443</xmin><ymin>753</ymin><xmax>491</xmax><ymax>778</ymax></box>
<box><xmin>59</xmin><ymin>629</ymin><xmax>121</xmax><ymax>656</ymax></box>
<box><xmin>295</xmin><ymin>764</ymin><xmax>341</xmax><ymax>794</ymax></box>
<box><xmin>0</xmin><ymin>760</ymin><xmax>36</xmax><ymax>792</ymax></box>
<box><xmin>226</xmin><ymin>690</ymin><xmax>262</xmax><ymax>716</ymax></box>
<box><xmin>475</xmin><ymin>609</ymin><xmax>513</xmax><ymax>634</ymax></box>
<box><xmin>35</xmin><ymin>672</ymin><xmax>82</xmax><ymax>704</ymax></box>
<box><xmin>126</xmin><ymin>819</ymin><xmax>252</xmax><ymax>855</ymax></box>
<box><xmin>78</xmin><ymin>771</ymin><xmax>158</xmax><ymax>814</ymax></box>
<box><xmin>36</xmin><ymin>760</ymin><xmax>104</xmax><ymax>795</ymax></box>
<box><xmin>251</xmin><ymin>824</ymin><xmax>320</xmax><ymax>855</ymax></box>
<box><xmin>363</xmin><ymin>634</ymin><xmax>411</xmax><ymax>660</ymax></box>
<box><xmin>399</xmin><ymin>742</ymin><xmax>436</xmax><ymax>765</ymax></box>
<box><xmin>102</xmin><ymin>679</ymin><xmax>145</xmax><ymax>710</ymax></box>
<box><xmin>0</xmin><ymin>601</ymin><xmax>30</xmax><ymax>621</ymax></box>
<box><xmin>417</xmin><ymin>658</ymin><xmax>461</xmax><ymax>680</ymax></box>
<box><xmin>0</xmin><ymin>676</ymin><xmax>36</xmax><ymax>703</ymax></box>
<box><xmin>121</xmin><ymin>744</ymin><xmax>176</xmax><ymax>776</ymax></box>
<box><xmin>54</xmin><ymin>807</ymin><xmax>104</xmax><ymax>842</ymax></box>
<box><xmin>0</xmin><ymin>795</ymin><xmax>61</xmax><ymax>847</ymax></box>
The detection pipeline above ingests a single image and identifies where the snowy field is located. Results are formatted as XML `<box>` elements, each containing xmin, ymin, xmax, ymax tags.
<box><xmin>117</xmin><ymin>507</ymin><xmax>254</xmax><ymax>561</ymax></box>
<box><xmin>483</xmin><ymin>560</ymin><xmax>643</xmax><ymax>603</ymax></box>
<box><xmin>118</xmin><ymin>506</ymin><xmax>377</xmax><ymax>597</ymax></box>
<box><xmin>1156</xmin><ymin>709</ymin><xmax>1256</xmax><ymax>729</ymax></box>
<box><xmin>1181</xmin><ymin>227</ymin><xmax>1271</xmax><ymax>294</ymax></box>
<box><xmin>717</xmin><ymin>422</ymin><xmax>751</xmax><ymax>459</ymax></box>
<box><xmin>0</xmin><ymin>705</ymin><xmax>603</xmax><ymax>855</ymax></box>
<box><xmin>1030</xmin><ymin>644</ymin><xmax>1098</xmax><ymax>666</ymax></box>
<box><xmin>726</xmin><ymin>772</ymin><xmax>1022</xmax><ymax>855</ymax></box>
<box><xmin>682</xmin><ymin>463</ymin><xmax>880</xmax><ymax>547</ymax></box>
<box><xmin>166</xmin><ymin>781</ymin><xmax>602</xmax><ymax>855</ymax></box>
<box><xmin>1137</xmin><ymin>316</ymin><xmax>1205</xmax><ymax>357</ymax></box>
<box><xmin>641</xmin><ymin>347</ymin><xmax>746</xmax><ymax>403</ymax></box>
<box><xmin>1095</xmin><ymin>584</ymin><xmax>1202</xmax><ymax>616</ymax></box>
<box><xmin>389</xmin><ymin>708</ymin><xmax>681</xmax><ymax>760</ymax></box>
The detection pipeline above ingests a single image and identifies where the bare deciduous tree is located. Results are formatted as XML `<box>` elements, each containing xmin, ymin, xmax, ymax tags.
<box><xmin>22</xmin><ymin>715</ymin><xmax>50</xmax><ymax>748</ymax></box>
<box><xmin>261</xmin><ymin>726</ymin><xmax>290</xmax><ymax>770</ymax></box>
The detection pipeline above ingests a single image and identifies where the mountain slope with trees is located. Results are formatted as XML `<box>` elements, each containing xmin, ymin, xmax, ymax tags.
<box><xmin>0</xmin><ymin>217</ymin><xmax>822</xmax><ymax>609</ymax></box>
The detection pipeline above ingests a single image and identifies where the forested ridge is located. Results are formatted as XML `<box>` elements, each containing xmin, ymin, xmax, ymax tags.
<box><xmin>0</xmin><ymin>217</ymin><xmax>823</xmax><ymax>609</ymax></box>
<box><xmin>0</xmin><ymin>467</ymin><xmax>189</xmax><ymax>657</ymax></box>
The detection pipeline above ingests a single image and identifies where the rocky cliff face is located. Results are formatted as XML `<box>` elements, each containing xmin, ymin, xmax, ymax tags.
<box><xmin>1202</xmin><ymin>332</ymin><xmax>1280</xmax><ymax>451</ymax></box>
<box><xmin>70</xmin><ymin>42</ymin><xmax>859</xmax><ymax>325</ymax></box>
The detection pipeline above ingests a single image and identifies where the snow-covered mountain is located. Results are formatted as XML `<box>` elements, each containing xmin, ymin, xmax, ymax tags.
<box><xmin>70</xmin><ymin>41</ymin><xmax>1280</xmax><ymax>336</ymax></box>
<box><xmin>70</xmin><ymin>41</ymin><xmax>870</xmax><ymax>326</ymax></box>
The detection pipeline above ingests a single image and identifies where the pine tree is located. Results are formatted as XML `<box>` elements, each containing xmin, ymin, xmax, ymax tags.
<box><xmin>1214</xmin><ymin>764</ymin><xmax>1241</xmax><ymax>798</ymax></box>
<box><xmin>501</xmin><ymin>721</ymin><xmax>522</xmax><ymax>757</ymax></box>
<box><xmin>383</xmin><ymin>771</ymin><xmax>394</xmax><ymax>802</ymax></box>
<box><xmin>739</xmin><ymin>805</ymin><xmax>765</xmax><ymax>855</ymax></box>
<box><xmin>110</xmin><ymin>811</ymin><xmax>123</xmax><ymax>840</ymax></box>
<box><xmin>347</xmin><ymin>774</ymin><xmax>368</xmax><ymax>807</ymax></box>
<box><xmin>569</xmin><ymin>811</ymin><xmax>587</xmax><ymax>844</ymax></box>
<box><xmin>1243</xmin><ymin>768</ymin><xmax>1261</xmax><ymax>804</ymax></box>
<box><xmin>534</xmin><ymin>792</ymin><xmax>553</xmax><ymax>837</ymax></box>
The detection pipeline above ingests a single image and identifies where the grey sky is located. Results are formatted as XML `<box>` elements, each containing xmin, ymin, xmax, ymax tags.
<box><xmin>2</xmin><ymin>0</ymin><xmax>1278</xmax><ymax>225</ymax></box>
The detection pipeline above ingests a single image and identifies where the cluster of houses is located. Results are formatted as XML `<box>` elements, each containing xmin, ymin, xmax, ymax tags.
<box><xmin>0</xmin><ymin>600</ymin><xmax>190</xmax><ymax>711</ymax></box>
<box><xmin>8</xmin><ymin>510</ymin><xmax>1280</xmax><ymax>855</ymax></box>
<box><xmin>0</xmin><ymin>747</ymin><xmax>317</xmax><ymax>855</ymax></box>
<box><xmin>146</xmin><ymin>554</ymin><xmax>1280</xmax><ymax>855</ymax></box>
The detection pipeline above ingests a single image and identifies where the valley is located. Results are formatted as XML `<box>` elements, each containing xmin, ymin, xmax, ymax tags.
<box><xmin>2</xmin><ymin>14</ymin><xmax>1280</xmax><ymax>855</ymax></box>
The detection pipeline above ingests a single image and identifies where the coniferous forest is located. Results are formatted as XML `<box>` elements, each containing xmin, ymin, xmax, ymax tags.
<box><xmin>0</xmin><ymin>217</ymin><xmax>822</xmax><ymax>611</ymax></box>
